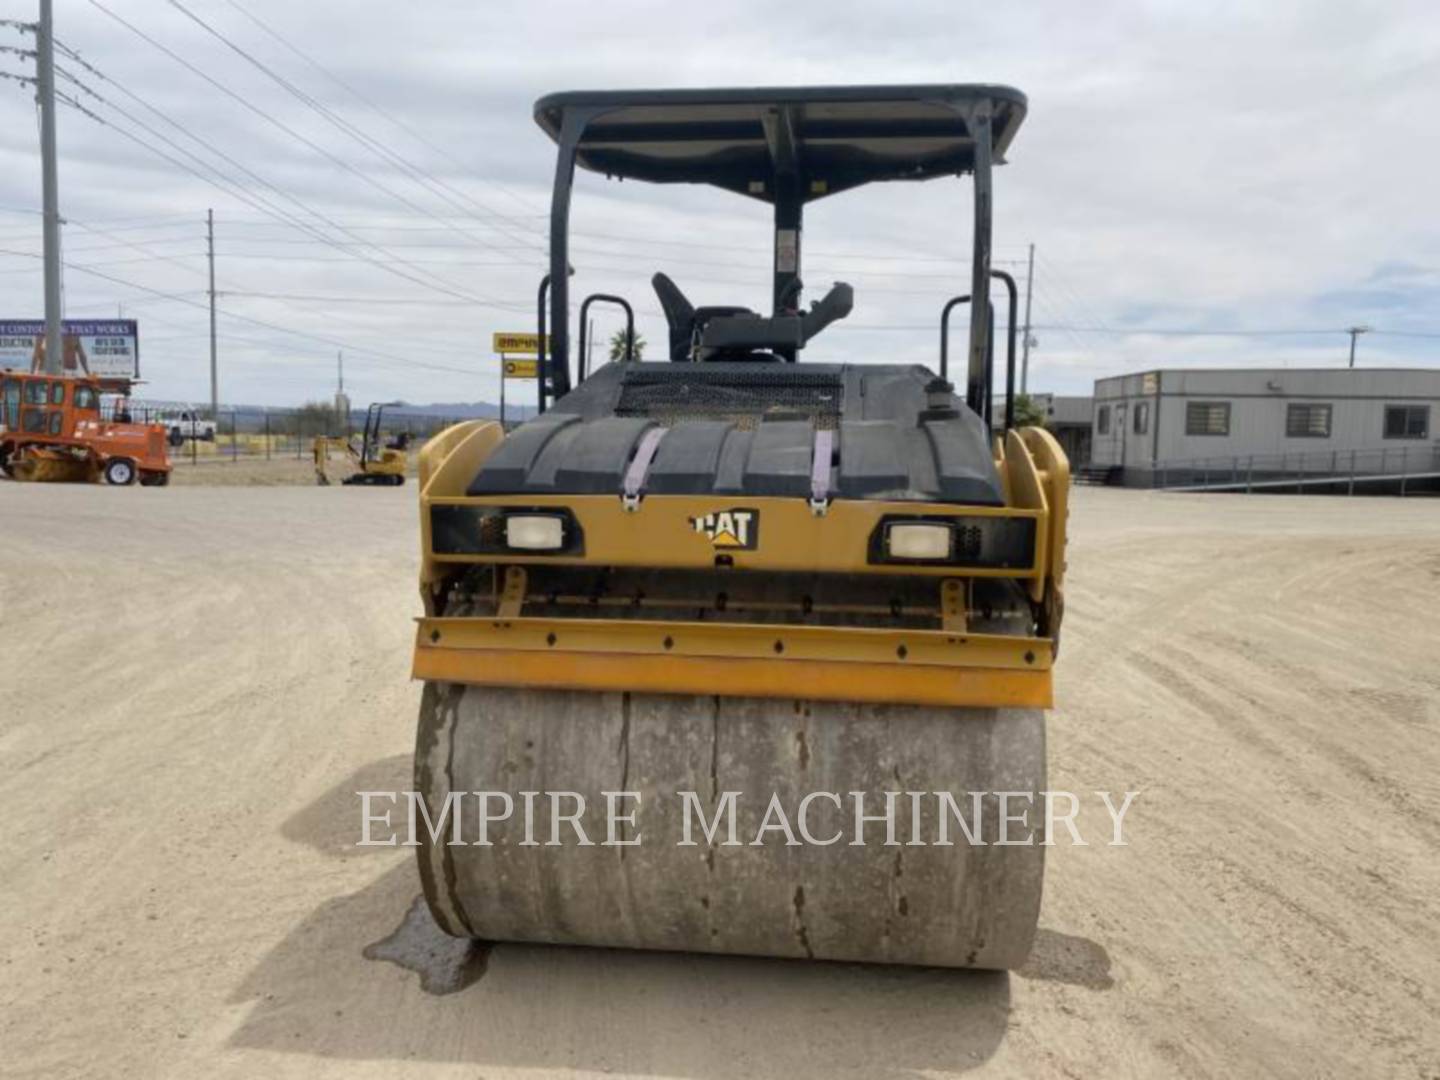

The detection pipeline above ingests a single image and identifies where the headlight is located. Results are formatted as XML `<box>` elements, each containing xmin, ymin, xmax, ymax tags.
<box><xmin>505</xmin><ymin>514</ymin><xmax>565</xmax><ymax>551</ymax></box>
<box><xmin>885</xmin><ymin>522</ymin><xmax>952</xmax><ymax>560</ymax></box>
<box><xmin>870</xmin><ymin>515</ymin><xmax>1036</xmax><ymax>569</ymax></box>
<box><xmin>430</xmin><ymin>505</ymin><xmax>583</xmax><ymax>556</ymax></box>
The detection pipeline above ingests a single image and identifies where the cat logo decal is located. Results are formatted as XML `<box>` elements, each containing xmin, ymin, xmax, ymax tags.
<box><xmin>690</xmin><ymin>508</ymin><xmax>759</xmax><ymax>550</ymax></box>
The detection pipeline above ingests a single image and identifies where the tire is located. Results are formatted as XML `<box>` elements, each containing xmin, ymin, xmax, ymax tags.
<box><xmin>103</xmin><ymin>458</ymin><xmax>137</xmax><ymax>486</ymax></box>
<box><xmin>167</xmin><ymin>428</ymin><xmax>184</xmax><ymax>448</ymax></box>
<box><xmin>140</xmin><ymin>470</ymin><xmax>170</xmax><ymax>487</ymax></box>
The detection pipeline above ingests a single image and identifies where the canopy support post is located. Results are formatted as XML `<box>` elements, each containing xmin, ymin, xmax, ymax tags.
<box><xmin>965</xmin><ymin>101</ymin><xmax>994</xmax><ymax>417</ymax></box>
<box><xmin>764</xmin><ymin>106</ymin><xmax>803</xmax><ymax>361</ymax></box>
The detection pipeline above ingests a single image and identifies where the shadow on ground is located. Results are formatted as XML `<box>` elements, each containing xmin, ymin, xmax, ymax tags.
<box><xmin>1018</xmin><ymin>929</ymin><xmax>1115</xmax><ymax>990</ymax></box>
<box><xmin>280</xmin><ymin>753</ymin><xmax>410</xmax><ymax>856</ymax></box>
<box><xmin>232</xmin><ymin>757</ymin><xmax>1015</xmax><ymax>1078</ymax></box>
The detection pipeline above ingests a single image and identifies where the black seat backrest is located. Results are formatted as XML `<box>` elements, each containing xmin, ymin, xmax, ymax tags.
<box><xmin>653</xmin><ymin>272</ymin><xmax>755</xmax><ymax>361</ymax></box>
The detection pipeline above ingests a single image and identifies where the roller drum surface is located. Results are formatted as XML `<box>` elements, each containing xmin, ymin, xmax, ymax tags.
<box><xmin>414</xmin><ymin>680</ymin><xmax>1046</xmax><ymax>970</ymax></box>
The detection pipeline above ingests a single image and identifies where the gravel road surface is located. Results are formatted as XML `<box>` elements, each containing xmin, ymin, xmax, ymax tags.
<box><xmin>1</xmin><ymin>483</ymin><xmax>1436</xmax><ymax>1078</ymax></box>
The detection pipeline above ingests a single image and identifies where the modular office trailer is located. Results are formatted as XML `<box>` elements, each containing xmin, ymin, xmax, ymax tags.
<box><xmin>1091</xmin><ymin>367</ymin><xmax>1439</xmax><ymax>489</ymax></box>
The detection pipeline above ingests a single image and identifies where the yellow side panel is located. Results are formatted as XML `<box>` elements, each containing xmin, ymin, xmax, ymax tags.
<box><xmin>1020</xmin><ymin>426</ymin><xmax>1071</xmax><ymax>590</ymax></box>
<box><xmin>1003</xmin><ymin>429</ymin><xmax>1048</xmax><ymax>602</ymax></box>
<box><xmin>419</xmin><ymin>420</ymin><xmax>505</xmax><ymax>591</ymax></box>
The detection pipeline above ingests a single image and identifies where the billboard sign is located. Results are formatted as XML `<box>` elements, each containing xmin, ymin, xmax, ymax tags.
<box><xmin>0</xmin><ymin>319</ymin><xmax>140</xmax><ymax>380</ymax></box>
<box><xmin>502</xmin><ymin>358</ymin><xmax>538</xmax><ymax>379</ymax></box>
<box><xmin>493</xmin><ymin>332</ymin><xmax>548</xmax><ymax>355</ymax></box>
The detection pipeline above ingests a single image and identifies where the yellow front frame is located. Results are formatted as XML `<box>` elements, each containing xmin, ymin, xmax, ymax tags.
<box><xmin>413</xmin><ymin>614</ymin><xmax>1053</xmax><ymax>708</ymax></box>
<box><xmin>411</xmin><ymin>418</ymin><xmax>1069</xmax><ymax>710</ymax></box>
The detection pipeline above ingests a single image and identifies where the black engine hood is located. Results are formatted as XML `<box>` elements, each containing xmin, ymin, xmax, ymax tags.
<box><xmin>468</xmin><ymin>361</ymin><xmax>1003</xmax><ymax>506</ymax></box>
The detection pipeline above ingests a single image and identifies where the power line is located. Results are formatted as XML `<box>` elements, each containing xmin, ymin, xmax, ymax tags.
<box><xmin>1027</xmin><ymin>324</ymin><xmax>1349</xmax><ymax>337</ymax></box>
<box><xmin>0</xmin><ymin>252</ymin><xmax>206</xmax><ymax>271</ymax></box>
<box><xmin>0</xmin><ymin>245</ymin><xmax>483</xmax><ymax>375</ymax></box>
<box><xmin>214</xmin><ymin>0</ymin><xmax>543</xmax><ymax>222</ymax></box>
<box><xmin>63</xmin><ymin>254</ymin><xmax>482</xmax><ymax>375</ymax></box>
<box><xmin>52</xmin><ymin>37</ymin><xmax>531</xmax><ymax>312</ymax></box>
<box><xmin>225</xmin><ymin>290</ymin><xmax>480</xmax><ymax>307</ymax></box>
<box><xmin>1025</xmin><ymin>253</ymin><xmax>1101</xmax><ymax>365</ymax></box>
<box><xmin>1037</xmin><ymin>252</ymin><xmax>1114</xmax><ymax>335</ymax></box>
<box><xmin>69</xmin><ymin>220</ymin><xmax>205</xmax><ymax>277</ymax></box>
<box><xmin>66</xmin><ymin>8</ymin><xmax>529</xmax><ymax>306</ymax></box>
<box><xmin>174</xmin><ymin>0</ymin><xmax>543</xmax><ymax>248</ymax></box>
<box><xmin>88</xmin><ymin>0</ymin><xmax>537</xmax><ymax>265</ymax></box>
<box><xmin>29</xmin><ymin>239</ymin><xmax>1437</xmax><ymax>374</ymax></box>
<box><xmin>48</xmin><ymin>225</ymin><xmax>1015</xmax><ymax>275</ymax></box>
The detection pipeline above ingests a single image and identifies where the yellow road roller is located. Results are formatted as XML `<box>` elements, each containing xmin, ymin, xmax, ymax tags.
<box><xmin>314</xmin><ymin>402</ymin><xmax>409</xmax><ymax>486</ymax></box>
<box><xmin>411</xmin><ymin>84</ymin><xmax>1068</xmax><ymax>969</ymax></box>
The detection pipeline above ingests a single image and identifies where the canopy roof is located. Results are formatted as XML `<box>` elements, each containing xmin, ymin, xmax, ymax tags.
<box><xmin>534</xmin><ymin>84</ymin><xmax>1026</xmax><ymax>202</ymax></box>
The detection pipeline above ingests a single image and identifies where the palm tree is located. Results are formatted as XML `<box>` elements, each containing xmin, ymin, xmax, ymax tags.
<box><xmin>608</xmin><ymin>329</ymin><xmax>645</xmax><ymax>362</ymax></box>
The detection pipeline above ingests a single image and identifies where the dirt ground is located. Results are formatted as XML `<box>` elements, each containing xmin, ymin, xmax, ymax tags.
<box><xmin>168</xmin><ymin>453</ymin><xmax>420</xmax><ymax>486</ymax></box>
<box><xmin>0</xmin><ymin>482</ymin><xmax>1436</xmax><ymax>1079</ymax></box>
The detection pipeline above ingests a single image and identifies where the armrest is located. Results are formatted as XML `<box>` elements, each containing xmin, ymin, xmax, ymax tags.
<box><xmin>800</xmin><ymin>283</ymin><xmax>854</xmax><ymax>343</ymax></box>
<box><xmin>699</xmin><ymin>315</ymin><xmax>804</xmax><ymax>351</ymax></box>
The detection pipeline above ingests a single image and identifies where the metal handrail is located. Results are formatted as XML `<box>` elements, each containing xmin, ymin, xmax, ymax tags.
<box><xmin>1153</xmin><ymin>443</ymin><xmax>1439</xmax><ymax>491</ymax></box>
<box><xmin>940</xmin><ymin>270</ymin><xmax>1017</xmax><ymax>430</ymax></box>
<box><xmin>1154</xmin><ymin>443</ymin><xmax>1437</xmax><ymax>476</ymax></box>
<box><xmin>576</xmin><ymin>293</ymin><xmax>635</xmax><ymax>382</ymax></box>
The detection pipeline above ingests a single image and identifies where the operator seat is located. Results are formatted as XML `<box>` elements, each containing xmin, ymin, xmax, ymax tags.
<box><xmin>652</xmin><ymin>272</ymin><xmax>755</xmax><ymax>362</ymax></box>
<box><xmin>652</xmin><ymin>272</ymin><xmax>855</xmax><ymax>364</ymax></box>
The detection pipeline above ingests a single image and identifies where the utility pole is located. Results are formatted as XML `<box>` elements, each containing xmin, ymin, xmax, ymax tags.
<box><xmin>1346</xmin><ymin>325</ymin><xmax>1370</xmax><ymax>368</ymax></box>
<box><xmin>207</xmin><ymin>209</ymin><xmax>218</xmax><ymax>417</ymax></box>
<box><xmin>1019</xmin><ymin>242</ymin><xmax>1035</xmax><ymax>394</ymax></box>
<box><xmin>36</xmin><ymin>0</ymin><xmax>63</xmax><ymax>374</ymax></box>
<box><xmin>334</xmin><ymin>350</ymin><xmax>351</xmax><ymax>436</ymax></box>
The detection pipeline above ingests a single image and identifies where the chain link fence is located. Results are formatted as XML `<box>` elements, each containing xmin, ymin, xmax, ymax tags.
<box><xmin>97</xmin><ymin>400</ymin><xmax>535</xmax><ymax>472</ymax></box>
<box><xmin>110</xmin><ymin>401</ymin><xmax>524</xmax><ymax>466</ymax></box>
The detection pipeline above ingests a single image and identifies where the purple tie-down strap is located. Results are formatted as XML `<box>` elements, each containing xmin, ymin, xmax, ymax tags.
<box><xmin>811</xmin><ymin>429</ymin><xmax>834</xmax><ymax>505</ymax></box>
<box><xmin>623</xmin><ymin>427</ymin><xmax>667</xmax><ymax>499</ymax></box>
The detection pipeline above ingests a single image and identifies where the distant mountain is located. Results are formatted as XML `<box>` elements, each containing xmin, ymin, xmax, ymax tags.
<box><xmin>390</xmin><ymin>401</ymin><xmax>537</xmax><ymax>421</ymax></box>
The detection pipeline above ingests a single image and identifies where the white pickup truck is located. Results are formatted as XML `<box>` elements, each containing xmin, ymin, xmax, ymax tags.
<box><xmin>150</xmin><ymin>408</ymin><xmax>216</xmax><ymax>446</ymax></box>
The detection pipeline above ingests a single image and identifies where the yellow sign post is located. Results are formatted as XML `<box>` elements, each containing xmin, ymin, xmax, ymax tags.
<box><xmin>495</xmin><ymin>332</ymin><xmax>548</xmax><ymax>426</ymax></box>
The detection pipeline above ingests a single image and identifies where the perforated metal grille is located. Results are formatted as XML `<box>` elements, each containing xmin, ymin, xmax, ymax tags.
<box><xmin>615</xmin><ymin>367</ymin><xmax>844</xmax><ymax>429</ymax></box>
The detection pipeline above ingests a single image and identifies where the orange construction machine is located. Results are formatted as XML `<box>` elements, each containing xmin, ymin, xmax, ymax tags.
<box><xmin>0</xmin><ymin>370</ymin><xmax>172</xmax><ymax>485</ymax></box>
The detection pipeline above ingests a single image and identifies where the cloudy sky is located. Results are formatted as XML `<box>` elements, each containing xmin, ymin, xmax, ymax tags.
<box><xmin>0</xmin><ymin>0</ymin><xmax>1436</xmax><ymax>408</ymax></box>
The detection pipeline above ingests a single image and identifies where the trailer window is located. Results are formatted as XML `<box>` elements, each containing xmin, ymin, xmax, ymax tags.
<box><xmin>1096</xmin><ymin>405</ymin><xmax>1110</xmax><ymax>434</ymax></box>
<box><xmin>1286</xmin><ymin>403</ymin><xmax>1331</xmax><ymax>438</ymax></box>
<box><xmin>1185</xmin><ymin>401</ymin><xmax>1230</xmax><ymax>436</ymax></box>
<box><xmin>1383</xmin><ymin>405</ymin><xmax>1429</xmax><ymax>440</ymax></box>
<box><xmin>1133</xmin><ymin>402</ymin><xmax>1149</xmax><ymax>435</ymax></box>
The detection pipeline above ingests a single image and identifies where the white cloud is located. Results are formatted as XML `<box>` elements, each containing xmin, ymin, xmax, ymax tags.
<box><xmin>0</xmin><ymin>0</ymin><xmax>1434</xmax><ymax>404</ymax></box>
